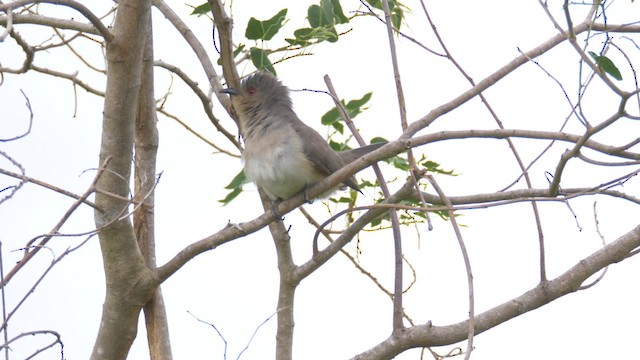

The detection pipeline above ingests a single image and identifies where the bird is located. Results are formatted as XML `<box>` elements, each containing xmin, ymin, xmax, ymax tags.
<box><xmin>221</xmin><ymin>71</ymin><xmax>385</xmax><ymax>202</ymax></box>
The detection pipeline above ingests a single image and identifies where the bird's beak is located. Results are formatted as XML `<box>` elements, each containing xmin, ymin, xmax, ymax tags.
<box><xmin>220</xmin><ymin>87</ymin><xmax>239</xmax><ymax>96</ymax></box>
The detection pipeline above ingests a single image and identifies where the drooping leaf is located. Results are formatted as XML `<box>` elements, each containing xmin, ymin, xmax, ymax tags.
<box><xmin>331</xmin><ymin>0</ymin><xmax>349</xmax><ymax>24</ymax></box>
<box><xmin>331</xmin><ymin>120</ymin><xmax>344</xmax><ymax>134</ymax></box>
<box><xmin>224</xmin><ymin>169</ymin><xmax>249</xmax><ymax>189</ymax></box>
<box><xmin>308</xmin><ymin>3</ymin><xmax>332</xmax><ymax>28</ymax></box>
<box><xmin>588</xmin><ymin>51</ymin><xmax>623</xmax><ymax>80</ymax></box>
<box><xmin>391</xmin><ymin>6</ymin><xmax>403</xmax><ymax>31</ymax></box>
<box><xmin>219</xmin><ymin>170</ymin><xmax>250</xmax><ymax>205</ymax></box>
<box><xmin>245</xmin><ymin>9</ymin><xmax>288</xmax><ymax>41</ymax></box>
<box><xmin>190</xmin><ymin>2</ymin><xmax>211</xmax><ymax>16</ymax></box>
<box><xmin>249</xmin><ymin>47</ymin><xmax>276</xmax><ymax>75</ymax></box>
<box><xmin>219</xmin><ymin>187</ymin><xmax>243</xmax><ymax>205</ymax></box>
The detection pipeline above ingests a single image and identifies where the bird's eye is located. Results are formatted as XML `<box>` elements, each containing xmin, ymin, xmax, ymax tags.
<box><xmin>247</xmin><ymin>86</ymin><xmax>257</xmax><ymax>95</ymax></box>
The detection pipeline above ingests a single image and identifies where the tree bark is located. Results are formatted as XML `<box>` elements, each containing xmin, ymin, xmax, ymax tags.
<box><xmin>91</xmin><ymin>1</ymin><xmax>157</xmax><ymax>359</ymax></box>
<box><xmin>134</xmin><ymin>11</ymin><xmax>174</xmax><ymax>360</ymax></box>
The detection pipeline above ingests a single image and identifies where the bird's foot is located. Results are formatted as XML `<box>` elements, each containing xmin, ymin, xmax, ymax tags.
<box><xmin>303</xmin><ymin>186</ymin><xmax>314</xmax><ymax>204</ymax></box>
<box><xmin>270</xmin><ymin>199</ymin><xmax>284</xmax><ymax>220</ymax></box>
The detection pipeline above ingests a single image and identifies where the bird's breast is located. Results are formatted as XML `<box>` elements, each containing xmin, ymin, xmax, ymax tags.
<box><xmin>242</xmin><ymin>125</ymin><xmax>324</xmax><ymax>200</ymax></box>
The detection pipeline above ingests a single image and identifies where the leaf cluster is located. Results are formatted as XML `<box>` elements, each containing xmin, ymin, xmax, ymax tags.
<box><xmin>192</xmin><ymin>0</ymin><xmax>406</xmax><ymax>74</ymax></box>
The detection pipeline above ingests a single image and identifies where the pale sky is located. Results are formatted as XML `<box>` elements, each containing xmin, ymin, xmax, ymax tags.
<box><xmin>1</xmin><ymin>1</ymin><xmax>639</xmax><ymax>359</ymax></box>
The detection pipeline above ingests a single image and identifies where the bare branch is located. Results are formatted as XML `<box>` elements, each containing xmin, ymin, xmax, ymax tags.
<box><xmin>0</xmin><ymin>167</ymin><xmax>98</xmax><ymax>208</ymax></box>
<box><xmin>427</xmin><ymin>175</ymin><xmax>474</xmax><ymax>360</ymax></box>
<box><xmin>1</xmin><ymin>157</ymin><xmax>110</xmax><ymax>287</ymax></box>
<box><xmin>1</xmin><ymin>89</ymin><xmax>33</xmax><ymax>141</ymax></box>
<box><xmin>0</xmin><ymin>0</ymin><xmax>113</xmax><ymax>41</ymax></box>
<box><xmin>0</xmin><ymin>13</ymin><xmax>99</xmax><ymax>34</ymax></box>
<box><xmin>351</xmin><ymin>224</ymin><xmax>640</xmax><ymax>359</ymax></box>
<box><xmin>154</xmin><ymin>60</ymin><xmax>240</xmax><ymax>150</ymax></box>
<box><xmin>0</xmin><ymin>151</ymin><xmax>26</xmax><ymax>206</ymax></box>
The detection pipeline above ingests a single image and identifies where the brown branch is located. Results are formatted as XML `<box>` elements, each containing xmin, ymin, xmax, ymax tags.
<box><xmin>351</xmin><ymin>224</ymin><xmax>640</xmax><ymax>359</ymax></box>
<box><xmin>403</xmin><ymin>17</ymin><xmax>639</xmax><ymax>137</ymax></box>
<box><xmin>420</xmin><ymin>0</ymin><xmax>549</xmax><ymax>281</ymax></box>
<box><xmin>0</xmin><ymin>0</ymin><xmax>113</xmax><ymax>41</ymax></box>
<box><xmin>0</xmin><ymin>13</ymin><xmax>99</xmax><ymax>34</ymax></box>
<box><xmin>154</xmin><ymin>60</ymin><xmax>240</xmax><ymax>150</ymax></box>
<box><xmin>0</xmin><ymin>167</ymin><xmax>98</xmax><ymax>208</ymax></box>
<box><xmin>1</xmin><ymin>157</ymin><xmax>110</xmax><ymax>288</ymax></box>
<box><xmin>152</xmin><ymin>0</ymin><xmax>233</xmax><ymax>115</ymax></box>
<box><xmin>427</xmin><ymin>175</ymin><xmax>474</xmax><ymax>359</ymax></box>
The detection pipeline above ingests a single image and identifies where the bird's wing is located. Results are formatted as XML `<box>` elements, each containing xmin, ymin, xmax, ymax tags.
<box><xmin>291</xmin><ymin>117</ymin><xmax>361</xmax><ymax>191</ymax></box>
<box><xmin>338</xmin><ymin>141</ymin><xmax>387</xmax><ymax>164</ymax></box>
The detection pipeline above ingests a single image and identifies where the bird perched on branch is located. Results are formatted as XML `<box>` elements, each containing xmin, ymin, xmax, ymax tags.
<box><xmin>221</xmin><ymin>71</ymin><xmax>385</xmax><ymax>201</ymax></box>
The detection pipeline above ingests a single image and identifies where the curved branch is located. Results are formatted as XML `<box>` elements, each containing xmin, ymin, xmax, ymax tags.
<box><xmin>152</xmin><ymin>0</ymin><xmax>233</xmax><ymax>114</ymax></box>
<box><xmin>154</xmin><ymin>60</ymin><xmax>240</xmax><ymax>150</ymax></box>
<box><xmin>0</xmin><ymin>0</ymin><xmax>113</xmax><ymax>41</ymax></box>
<box><xmin>0</xmin><ymin>13</ymin><xmax>100</xmax><ymax>34</ymax></box>
<box><xmin>351</xmin><ymin>224</ymin><xmax>640</xmax><ymax>359</ymax></box>
<box><xmin>0</xmin><ymin>28</ymin><xmax>34</xmax><ymax>74</ymax></box>
<box><xmin>404</xmin><ymin>19</ymin><xmax>640</xmax><ymax>137</ymax></box>
<box><xmin>31</xmin><ymin>65</ymin><xmax>105</xmax><ymax>96</ymax></box>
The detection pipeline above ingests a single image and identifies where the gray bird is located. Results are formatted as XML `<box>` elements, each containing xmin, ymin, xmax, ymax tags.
<box><xmin>222</xmin><ymin>72</ymin><xmax>385</xmax><ymax>201</ymax></box>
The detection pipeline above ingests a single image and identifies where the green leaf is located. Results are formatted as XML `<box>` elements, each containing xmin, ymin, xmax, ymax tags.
<box><xmin>392</xmin><ymin>156</ymin><xmax>409</xmax><ymax>171</ymax></box>
<box><xmin>391</xmin><ymin>6</ymin><xmax>403</xmax><ymax>31</ymax></box>
<box><xmin>305</xmin><ymin>2</ymin><xmax>341</xmax><ymax>43</ymax></box>
<box><xmin>588</xmin><ymin>51</ymin><xmax>623</xmax><ymax>81</ymax></box>
<box><xmin>344</xmin><ymin>92</ymin><xmax>372</xmax><ymax>118</ymax></box>
<box><xmin>370</xmin><ymin>136</ymin><xmax>388</xmax><ymax>144</ymax></box>
<box><xmin>421</xmin><ymin>160</ymin><xmax>456</xmax><ymax>176</ymax></box>
<box><xmin>321</xmin><ymin>92</ymin><xmax>372</xmax><ymax>127</ymax></box>
<box><xmin>219</xmin><ymin>187</ymin><xmax>243</xmax><ymax>206</ymax></box>
<box><xmin>245</xmin><ymin>9</ymin><xmax>288</xmax><ymax>41</ymax></box>
<box><xmin>285</xmin><ymin>28</ymin><xmax>314</xmax><ymax>46</ymax></box>
<box><xmin>286</xmin><ymin>25</ymin><xmax>338</xmax><ymax>46</ymax></box>
<box><xmin>331</xmin><ymin>121</ymin><xmax>344</xmax><ymax>133</ymax></box>
<box><xmin>249</xmin><ymin>47</ymin><xmax>276</xmax><ymax>75</ymax></box>
<box><xmin>329</xmin><ymin>140</ymin><xmax>346</xmax><ymax>152</ymax></box>
<box><xmin>219</xmin><ymin>170</ymin><xmax>249</xmax><ymax>205</ymax></box>
<box><xmin>334</xmin><ymin>196</ymin><xmax>354</xmax><ymax>203</ymax></box>
<box><xmin>331</xmin><ymin>0</ymin><xmax>349</xmax><ymax>24</ymax></box>
<box><xmin>308</xmin><ymin>3</ymin><xmax>332</xmax><ymax>28</ymax></box>
<box><xmin>224</xmin><ymin>169</ymin><xmax>249</xmax><ymax>189</ymax></box>
<box><xmin>217</xmin><ymin>44</ymin><xmax>245</xmax><ymax>65</ymax></box>
<box><xmin>190</xmin><ymin>2</ymin><xmax>211</xmax><ymax>16</ymax></box>
<box><xmin>366</xmin><ymin>0</ymin><xmax>398</xmax><ymax>11</ymax></box>
<box><xmin>321</xmin><ymin>107</ymin><xmax>340</xmax><ymax>126</ymax></box>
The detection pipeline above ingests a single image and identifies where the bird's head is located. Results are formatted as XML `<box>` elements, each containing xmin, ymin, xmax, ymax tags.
<box><xmin>221</xmin><ymin>71</ymin><xmax>292</xmax><ymax>123</ymax></box>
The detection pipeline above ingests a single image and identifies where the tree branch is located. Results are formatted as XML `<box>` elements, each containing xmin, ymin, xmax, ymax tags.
<box><xmin>351</xmin><ymin>224</ymin><xmax>640</xmax><ymax>359</ymax></box>
<box><xmin>0</xmin><ymin>0</ymin><xmax>113</xmax><ymax>41</ymax></box>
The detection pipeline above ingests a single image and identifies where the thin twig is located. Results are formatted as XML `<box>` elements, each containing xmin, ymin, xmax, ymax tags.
<box><xmin>427</xmin><ymin>175</ymin><xmax>474</xmax><ymax>360</ymax></box>
<box><xmin>0</xmin><ymin>90</ymin><xmax>32</xmax><ymax>142</ymax></box>
<box><xmin>1</xmin><ymin>157</ymin><xmax>111</xmax><ymax>287</ymax></box>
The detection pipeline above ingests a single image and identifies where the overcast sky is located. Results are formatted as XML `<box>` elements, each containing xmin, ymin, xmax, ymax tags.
<box><xmin>1</xmin><ymin>1</ymin><xmax>640</xmax><ymax>359</ymax></box>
